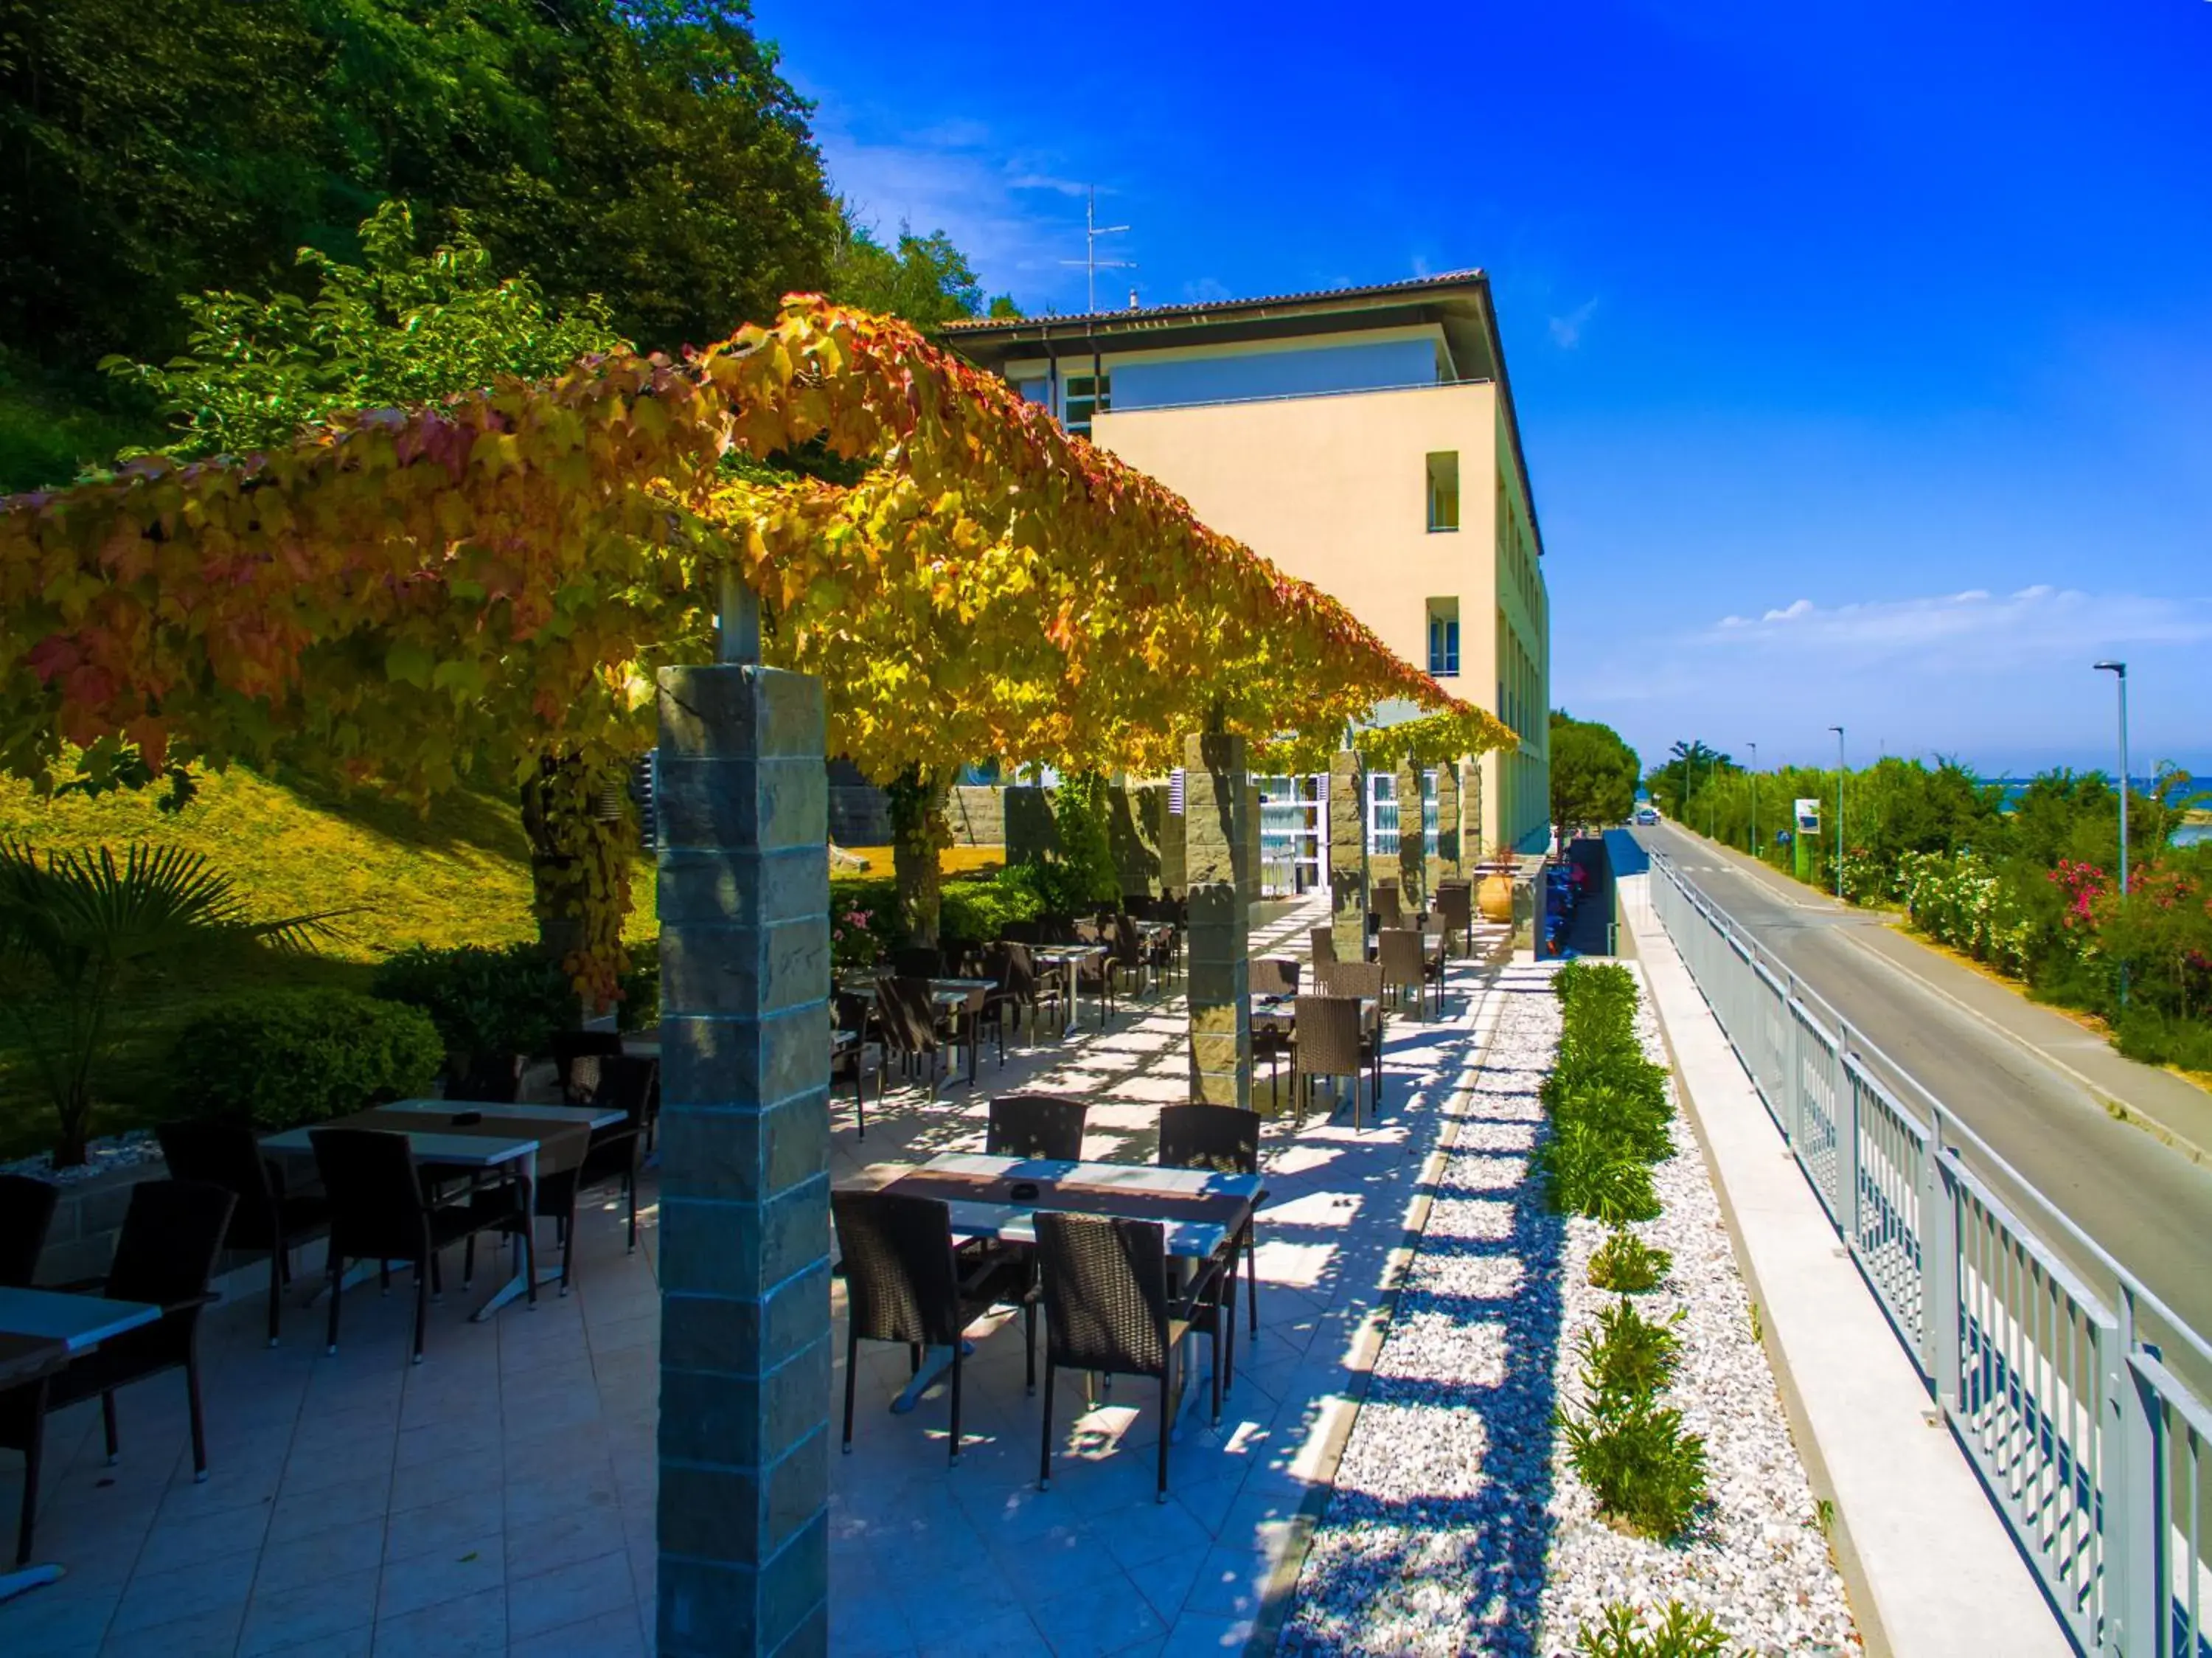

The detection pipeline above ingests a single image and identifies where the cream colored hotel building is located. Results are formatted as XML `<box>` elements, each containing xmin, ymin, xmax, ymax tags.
<box><xmin>945</xmin><ymin>270</ymin><xmax>1551</xmax><ymax>873</ymax></box>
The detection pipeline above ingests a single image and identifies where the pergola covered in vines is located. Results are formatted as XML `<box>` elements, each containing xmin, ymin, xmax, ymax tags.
<box><xmin>1</xmin><ymin>297</ymin><xmax>1511</xmax><ymax>993</ymax></box>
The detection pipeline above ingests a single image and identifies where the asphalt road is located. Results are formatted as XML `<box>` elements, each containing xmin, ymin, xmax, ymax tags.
<box><xmin>1631</xmin><ymin>820</ymin><xmax>2212</xmax><ymax>1366</ymax></box>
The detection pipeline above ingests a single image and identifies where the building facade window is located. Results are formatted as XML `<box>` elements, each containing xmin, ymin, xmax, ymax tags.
<box><xmin>1425</xmin><ymin>451</ymin><xmax>1459</xmax><ymax>531</ymax></box>
<box><xmin>1427</xmin><ymin>599</ymin><xmax>1460</xmax><ymax>678</ymax></box>
<box><xmin>1367</xmin><ymin>771</ymin><xmax>1397</xmax><ymax>856</ymax></box>
<box><xmin>1063</xmin><ymin>372</ymin><xmax>1110</xmax><ymax>437</ymax></box>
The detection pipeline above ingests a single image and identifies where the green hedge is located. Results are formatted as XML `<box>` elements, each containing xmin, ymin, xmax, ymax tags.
<box><xmin>369</xmin><ymin>942</ymin><xmax>573</xmax><ymax>1069</ymax></box>
<box><xmin>170</xmin><ymin>989</ymin><xmax>443</xmax><ymax>1130</ymax></box>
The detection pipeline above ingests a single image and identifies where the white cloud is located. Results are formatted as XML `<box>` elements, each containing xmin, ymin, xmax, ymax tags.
<box><xmin>1548</xmin><ymin>298</ymin><xmax>1599</xmax><ymax>348</ymax></box>
<box><xmin>1694</xmin><ymin>585</ymin><xmax>2212</xmax><ymax>666</ymax></box>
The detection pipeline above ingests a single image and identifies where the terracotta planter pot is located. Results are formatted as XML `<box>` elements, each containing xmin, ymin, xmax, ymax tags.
<box><xmin>1477</xmin><ymin>867</ymin><xmax>1515</xmax><ymax>925</ymax></box>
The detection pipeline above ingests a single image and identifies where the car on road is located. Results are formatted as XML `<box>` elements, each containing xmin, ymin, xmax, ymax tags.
<box><xmin>1633</xmin><ymin>806</ymin><xmax>1660</xmax><ymax>826</ymax></box>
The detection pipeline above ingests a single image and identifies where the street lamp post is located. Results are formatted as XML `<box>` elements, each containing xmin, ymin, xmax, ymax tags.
<box><xmin>1747</xmin><ymin>741</ymin><xmax>1759</xmax><ymax>859</ymax></box>
<box><xmin>2094</xmin><ymin>661</ymin><xmax>2129</xmax><ymax>1007</ymax></box>
<box><xmin>1827</xmin><ymin>725</ymin><xmax>1846</xmax><ymax>899</ymax></box>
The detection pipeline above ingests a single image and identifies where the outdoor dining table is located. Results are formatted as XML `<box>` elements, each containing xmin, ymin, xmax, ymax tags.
<box><xmin>260</xmin><ymin>1100</ymin><xmax>617</xmax><ymax>1320</ymax></box>
<box><xmin>836</xmin><ymin>1150</ymin><xmax>1262</xmax><ymax>1416</ymax></box>
<box><xmin>0</xmin><ymin>1288</ymin><xmax>162</xmax><ymax>1600</ymax></box>
<box><xmin>1026</xmin><ymin>943</ymin><xmax>1110</xmax><ymax>1034</ymax></box>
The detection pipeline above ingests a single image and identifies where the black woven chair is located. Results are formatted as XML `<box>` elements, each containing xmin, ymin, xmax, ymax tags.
<box><xmin>1250</xmin><ymin>958</ymin><xmax>1299</xmax><ymax>1107</ymax></box>
<box><xmin>876</xmin><ymin>975</ymin><xmax>953</xmax><ymax>1097</ymax></box>
<box><xmin>310</xmin><ymin>1128</ymin><xmax>532</xmax><ymax>1363</ymax></box>
<box><xmin>986</xmin><ymin>1095</ymin><xmax>1088</xmax><ymax>1163</ymax></box>
<box><xmin>448</xmin><ymin>1051</ymin><xmax>523</xmax><ymax>1103</ymax></box>
<box><xmin>1377</xmin><ymin>927</ymin><xmax>1438</xmax><ymax>1021</ymax></box>
<box><xmin>1033</xmin><ymin>1211</ymin><xmax>1223</xmax><ymax>1501</ymax></box>
<box><xmin>552</xmin><ymin>1030</ymin><xmax>625</xmax><ymax>1104</ymax></box>
<box><xmin>892</xmin><ymin>946</ymin><xmax>945</xmax><ymax>979</ymax></box>
<box><xmin>983</xmin><ymin>942</ymin><xmax>1062</xmax><ymax>1047</ymax></box>
<box><xmin>1309</xmin><ymin>926</ymin><xmax>1336</xmax><ymax>968</ymax></box>
<box><xmin>1068</xmin><ymin>921</ymin><xmax>1118</xmax><ymax>1028</ymax></box>
<box><xmin>1371</xmin><ymin>881</ymin><xmax>1403</xmax><ymax>932</ymax></box>
<box><xmin>156</xmin><ymin>1120</ymin><xmax>330</xmax><ymax>1346</ymax></box>
<box><xmin>0</xmin><ymin>1173</ymin><xmax>59</xmax><ymax>1287</ymax></box>
<box><xmin>1158</xmin><ymin>1103</ymin><xmax>1265</xmax><ymax>1349</ymax></box>
<box><xmin>832</xmin><ymin>1189</ymin><xmax>1031</xmax><ymax>1466</ymax></box>
<box><xmin>1434</xmin><ymin>880</ymin><xmax>1474</xmax><ymax>958</ymax></box>
<box><xmin>1</xmin><ymin>1178</ymin><xmax>235</xmax><ymax>1565</ymax></box>
<box><xmin>1293</xmin><ymin>994</ymin><xmax>1381</xmax><ymax>1128</ymax></box>
<box><xmin>538</xmin><ymin>1054</ymin><xmax>656</xmax><ymax>1284</ymax></box>
<box><xmin>832</xmin><ymin>991</ymin><xmax>886</xmax><ymax>1137</ymax></box>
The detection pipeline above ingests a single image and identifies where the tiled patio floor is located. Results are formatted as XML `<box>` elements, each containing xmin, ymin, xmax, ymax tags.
<box><xmin>1</xmin><ymin>895</ymin><xmax>1512</xmax><ymax>1657</ymax></box>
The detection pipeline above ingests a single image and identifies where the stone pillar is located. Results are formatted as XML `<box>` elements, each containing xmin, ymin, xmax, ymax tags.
<box><xmin>1184</xmin><ymin>732</ymin><xmax>1251</xmax><ymax>1111</ymax></box>
<box><xmin>654</xmin><ymin>663</ymin><xmax>832</xmax><ymax>1658</ymax></box>
<box><xmin>1328</xmin><ymin>749</ymin><xmax>1366</xmax><ymax>962</ymax></box>
<box><xmin>1396</xmin><ymin>758</ymin><xmax>1426</xmax><ymax>915</ymax></box>
<box><xmin>1460</xmin><ymin>755</ymin><xmax>1484</xmax><ymax>867</ymax></box>
<box><xmin>1434</xmin><ymin>760</ymin><xmax>1463</xmax><ymax>884</ymax></box>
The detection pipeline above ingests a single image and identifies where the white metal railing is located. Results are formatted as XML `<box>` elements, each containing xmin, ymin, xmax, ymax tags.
<box><xmin>1646</xmin><ymin>847</ymin><xmax>2212</xmax><ymax>1657</ymax></box>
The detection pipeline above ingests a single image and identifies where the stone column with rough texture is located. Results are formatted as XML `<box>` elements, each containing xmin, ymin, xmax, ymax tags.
<box><xmin>1397</xmin><ymin>758</ymin><xmax>1426</xmax><ymax>915</ymax></box>
<box><xmin>1434</xmin><ymin>760</ymin><xmax>1463</xmax><ymax>884</ymax></box>
<box><xmin>1328</xmin><ymin>750</ymin><xmax>1366</xmax><ymax>962</ymax></box>
<box><xmin>654</xmin><ymin>663</ymin><xmax>832</xmax><ymax>1658</ymax></box>
<box><xmin>1185</xmin><ymin>732</ymin><xmax>1251</xmax><ymax>1110</ymax></box>
<box><xmin>1460</xmin><ymin>755</ymin><xmax>1484</xmax><ymax>867</ymax></box>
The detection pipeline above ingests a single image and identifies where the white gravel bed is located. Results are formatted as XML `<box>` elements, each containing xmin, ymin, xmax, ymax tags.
<box><xmin>1280</xmin><ymin>960</ymin><xmax>1860</xmax><ymax>1657</ymax></box>
<box><xmin>1</xmin><ymin>1128</ymin><xmax>163</xmax><ymax>1187</ymax></box>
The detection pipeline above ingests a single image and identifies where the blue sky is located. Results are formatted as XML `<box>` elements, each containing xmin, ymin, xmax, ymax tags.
<box><xmin>754</xmin><ymin>0</ymin><xmax>2211</xmax><ymax>780</ymax></box>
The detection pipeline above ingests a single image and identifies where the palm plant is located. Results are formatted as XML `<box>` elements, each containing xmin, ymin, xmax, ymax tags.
<box><xmin>0</xmin><ymin>843</ymin><xmax>338</xmax><ymax>1165</ymax></box>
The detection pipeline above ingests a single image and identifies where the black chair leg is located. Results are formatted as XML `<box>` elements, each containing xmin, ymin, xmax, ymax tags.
<box><xmin>842</xmin><ymin>1330</ymin><xmax>859</xmax><ymax>1454</ymax></box>
<box><xmin>463</xmin><ymin>1234</ymin><xmax>476</xmax><ymax>1288</ymax></box>
<box><xmin>412</xmin><ymin>1264</ymin><xmax>429</xmax><ymax>1364</ymax></box>
<box><xmin>1211</xmin><ymin>1292</ymin><xmax>1224</xmax><ymax>1424</ymax></box>
<box><xmin>184</xmin><ymin>1349</ymin><xmax>209</xmax><ymax>1481</ymax></box>
<box><xmin>626</xmin><ymin>1168</ymin><xmax>639</xmax><ymax>1253</ymax></box>
<box><xmin>948</xmin><ymin>1347</ymin><xmax>964</xmax><ymax>1467</ymax></box>
<box><xmin>1023</xmin><ymin>1297</ymin><xmax>1037</xmax><ymax>1396</ymax></box>
<box><xmin>1156</xmin><ymin>1372</ymin><xmax>1172</xmax><ymax>1502</ymax></box>
<box><xmin>325</xmin><ymin>1255</ymin><xmax>344</xmax><ymax>1354</ymax></box>
<box><xmin>429</xmin><ymin>1247</ymin><xmax>444</xmax><ymax>1303</ymax></box>
<box><xmin>100</xmin><ymin>1391</ymin><xmax>118</xmax><ymax>1465</ymax></box>
<box><xmin>267</xmin><ymin>1249</ymin><xmax>283</xmax><ymax>1347</ymax></box>
<box><xmin>1245</xmin><ymin>1224</ymin><xmax>1260</xmax><ymax>1339</ymax></box>
<box><xmin>14</xmin><ymin>1385</ymin><xmax>45</xmax><ymax>1566</ymax></box>
<box><xmin>1038</xmin><ymin>1362</ymin><xmax>1055</xmax><ymax>1491</ymax></box>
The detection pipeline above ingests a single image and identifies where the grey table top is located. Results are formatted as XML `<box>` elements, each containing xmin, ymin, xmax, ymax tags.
<box><xmin>0</xmin><ymin>1286</ymin><xmax>162</xmax><ymax>1355</ymax></box>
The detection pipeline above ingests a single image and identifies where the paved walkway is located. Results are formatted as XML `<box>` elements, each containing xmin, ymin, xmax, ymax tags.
<box><xmin>1</xmin><ymin>895</ymin><xmax>1514</xmax><ymax>1658</ymax></box>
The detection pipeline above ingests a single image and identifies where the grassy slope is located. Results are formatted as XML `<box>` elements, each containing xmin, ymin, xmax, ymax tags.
<box><xmin>0</xmin><ymin>766</ymin><xmax>657</xmax><ymax>1159</ymax></box>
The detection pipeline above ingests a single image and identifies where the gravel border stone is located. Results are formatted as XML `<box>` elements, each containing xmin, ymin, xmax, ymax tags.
<box><xmin>1281</xmin><ymin>959</ymin><xmax>1861</xmax><ymax>1656</ymax></box>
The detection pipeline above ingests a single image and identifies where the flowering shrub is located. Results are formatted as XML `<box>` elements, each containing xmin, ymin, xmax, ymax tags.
<box><xmin>2048</xmin><ymin>859</ymin><xmax>2110</xmax><ymax>929</ymax></box>
<box><xmin>831</xmin><ymin>903</ymin><xmax>883</xmax><ymax>972</ymax></box>
<box><xmin>1897</xmin><ymin>851</ymin><xmax>2042</xmax><ymax>979</ymax></box>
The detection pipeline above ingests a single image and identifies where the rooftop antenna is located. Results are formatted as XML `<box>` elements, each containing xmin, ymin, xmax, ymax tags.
<box><xmin>1060</xmin><ymin>186</ymin><xmax>1133</xmax><ymax>315</ymax></box>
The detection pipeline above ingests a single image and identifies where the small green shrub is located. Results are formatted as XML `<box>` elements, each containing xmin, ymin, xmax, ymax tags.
<box><xmin>1574</xmin><ymin>1600</ymin><xmax>1737</xmax><ymax>1657</ymax></box>
<box><xmin>2115</xmin><ymin>1008</ymin><xmax>2212</xmax><ymax>1073</ymax></box>
<box><xmin>616</xmin><ymin>939</ymin><xmax>659</xmax><ymax>1030</ymax></box>
<box><xmin>370</xmin><ymin>942</ymin><xmax>573</xmax><ymax>1069</ymax></box>
<box><xmin>1559</xmin><ymin>1398</ymin><xmax>1709</xmax><ymax>1539</ymax></box>
<box><xmin>170</xmin><ymin>989</ymin><xmax>442</xmax><ymax>1130</ymax></box>
<box><xmin>1588</xmin><ymin>1229</ymin><xmax>1672</xmax><ymax>1292</ymax></box>
<box><xmin>1537</xmin><ymin>1120</ymin><xmax>1661</xmax><ymax>1223</ymax></box>
<box><xmin>1578</xmin><ymin>1297</ymin><xmax>1683</xmax><ymax>1406</ymax></box>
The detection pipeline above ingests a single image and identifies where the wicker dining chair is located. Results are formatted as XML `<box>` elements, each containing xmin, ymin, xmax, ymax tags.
<box><xmin>1032</xmin><ymin>1210</ymin><xmax>1225</xmax><ymax>1501</ymax></box>
<box><xmin>155</xmin><ymin>1119</ymin><xmax>330</xmax><ymax>1345</ymax></box>
<box><xmin>552</xmin><ymin>1030</ymin><xmax>625</xmax><ymax>1104</ymax></box>
<box><xmin>1309</xmin><ymin>926</ymin><xmax>1336</xmax><ymax>968</ymax></box>
<box><xmin>1248</xmin><ymin>957</ymin><xmax>1299</xmax><ymax>1107</ymax></box>
<box><xmin>309</xmin><ymin>1128</ymin><xmax>531</xmax><ymax>1362</ymax></box>
<box><xmin>1434</xmin><ymin>880</ymin><xmax>1475</xmax><ymax>958</ymax></box>
<box><xmin>1377</xmin><ymin>927</ymin><xmax>1436</xmax><ymax>1021</ymax></box>
<box><xmin>832</xmin><ymin>991</ymin><xmax>886</xmax><ymax>1137</ymax></box>
<box><xmin>1371</xmin><ymin>881</ymin><xmax>1403</xmax><ymax>931</ymax></box>
<box><xmin>1158</xmin><ymin>1103</ymin><xmax>1265</xmax><ymax>1349</ymax></box>
<box><xmin>0</xmin><ymin>1172</ymin><xmax>60</xmax><ymax>1288</ymax></box>
<box><xmin>537</xmin><ymin>1053</ymin><xmax>656</xmax><ymax>1283</ymax></box>
<box><xmin>876</xmin><ymin>975</ymin><xmax>953</xmax><ymax>1097</ymax></box>
<box><xmin>832</xmin><ymin>1189</ymin><xmax>1031</xmax><ymax>1466</ymax></box>
<box><xmin>986</xmin><ymin>1095</ymin><xmax>1088</xmax><ymax>1163</ymax></box>
<box><xmin>1293</xmin><ymin>994</ymin><xmax>1382</xmax><ymax>1127</ymax></box>
<box><xmin>2</xmin><ymin>1179</ymin><xmax>235</xmax><ymax>1566</ymax></box>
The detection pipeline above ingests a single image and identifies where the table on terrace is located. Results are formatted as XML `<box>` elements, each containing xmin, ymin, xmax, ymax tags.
<box><xmin>836</xmin><ymin>1150</ymin><xmax>1262</xmax><ymax>1413</ymax></box>
<box><xmin>260</xmin><ymin>1100</ymin><xmax>619</xmax><ymax>1319</ymax></box>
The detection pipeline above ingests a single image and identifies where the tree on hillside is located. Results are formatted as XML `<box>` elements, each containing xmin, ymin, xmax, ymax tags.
<box><xmin>828</xmin><ymin>208</ymin><xmax>1016</xmax><ymax>331</ymax></box>
<box><xmin>105</xmin><ymin>202</ymin><xmax>625</xmax><ymax>462</ymax></box>
<box><xmin>1</xmin><ymin>0</ymin><xmax>835</xmax><ymax>389</ymax></box>
<box><xmin>1549</xmin><ymin>710</ymin><xmax>1640</xmax><ymax>830</ymax></box>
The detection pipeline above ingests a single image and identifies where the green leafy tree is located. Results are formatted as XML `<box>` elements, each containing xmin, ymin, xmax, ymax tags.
<box><xmin>829</xmin><ymin>207</ymin><xmax>1014</xmax><ymax>330</ymax></box>
<box><xmin>105</xmin><ymin>201</ymin><xmax>625</xmax><ymax>461</ymax></box>
<box><xmin>1644</xmin><ymin>740</ymin><xmax>1733</xmax><ymax>822</ymax></box>
<box><xmin>1550</xmin><ymin>710</ymin><xmax>1641</xmax><ymax>830</ymax></box>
